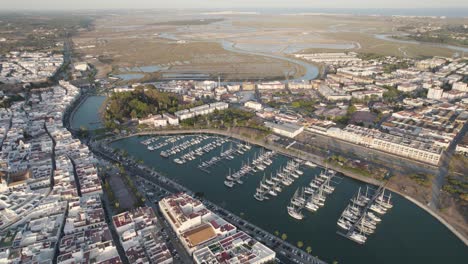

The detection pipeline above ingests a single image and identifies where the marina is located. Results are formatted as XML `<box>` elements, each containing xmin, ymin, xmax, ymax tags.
<box><xmin>287</xmin><ymin>168</ymin><xmax>341</xmax><ymax>220</ymax></box>
<box><xmin>225</xmin><ymin>148</ymin><xmax>275</xmax><ymax>188</ymax></box>
<box><xmin>159</xmin><ymin>135</ymin><xmax>207</xmax><ymax>158</ymax></box>
<box><xmin>109</xmin><ymin>134</ymin><xmax>468</xmax><ymax>264</ymax></box>
<box><xmin>198</xmin><ymin>142</ymin><xmax>249</xmax><ymax>172</ymax></box>
<box><xmin>337</xmin><ymin>185</ymin><xmax>392</xmax><ymax>244</ymax></box>
<box><xmin>254</xmin><ymin>159</ymin><xmax>303</xmax><ymax>201</ymax></box>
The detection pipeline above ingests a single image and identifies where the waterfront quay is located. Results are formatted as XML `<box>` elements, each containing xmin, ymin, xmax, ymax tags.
<box><xmin>90</xmin><ymin>139</ymin><xmax>327</xmax><ymax>264</ymax></box>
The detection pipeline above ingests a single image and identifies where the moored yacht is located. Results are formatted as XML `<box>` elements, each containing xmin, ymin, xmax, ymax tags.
<box><xmin>287</xmin><ymin>205</ymin><xmax>304</xmax><ymax>220</ymax></box>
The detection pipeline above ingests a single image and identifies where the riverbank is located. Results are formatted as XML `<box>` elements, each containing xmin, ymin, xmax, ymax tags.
<box><xmin>68</xmin><ymin>93</ymin><xmax>90</xmax><ymax>127</ymax></box>
<box><xmin>106</xmin><ymin>128</ymin><xmax>467</xmax><ymax>246</ymax></box>
<box><xmin>69</xmin><ymin>95</ymin><xmax>106</xmax><ymax>131</ymax></box>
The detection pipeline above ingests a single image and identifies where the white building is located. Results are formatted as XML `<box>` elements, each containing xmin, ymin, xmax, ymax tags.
<box><xmin>193</xmin><ymin>231</ymin><xmax>275</xmax><ymax>264</ymax></box>
<box><xmin>227</xmin><ymin>84</ymin><xmax>241</xmax><ymax>92</ymax></box>
<box><xmin>244</xmin><ymin>101</ymin><xmax>263</xmax><ymax>111</ymax></box>
<box><xmin>74</xmin><ymin>63</ymin><xmax>89</xmax><ymax>71</ymax></box>
<box><xmin>351</xmin><ymin>90</ymin><xmax>383</xmax><ymax>100</ymax></box>
<box><xmin>154</xmin><ymin>115</ymin><xmax>168</xmax><ymax>127</ymax></box>
<box><xmin>327</xmin><ymin>125</ymin><xmax>443</xmax><ymax>165</ymax></box>
<box><xmin>257</xmin><ymin>81</ymin><xmax>285</xmax><ymax>90</ymax></box>
<box><xmin>175</xmin><ymin>109</ymin><xmax>195</xmax><ymax>120</ymax></box>
<box><xmin>159</xmin><ymin>193</ymin><xmax>237</xmax><ymax>254</ymax></box>
<box><xmin>175</xmin><ymin>103</ymin><xmax>229</xmax><ymax>121</ymax></box>
<box><xmin>163</xmin><ymin>113</ymin><xmax>179</xmax><ymax>126</ymax></box>
<box><xmin>289</xmin><ymin>81</ymin><xmax>313</xmax><ymax>90</ymax></box>
<box><xmin>427</xmin><ymin>87</ymin><xmax>444</xmax><ymax>100</ymax></box>
<box><xmin>453</xmin><ymin>82</ymin><xmax>468</xmax><ymax>92</ymax></box>
<box><xmin>265</xmin><ymin>122</ymin><xmax>304</xmax><ymax>138</ymax></box>
<box><xmin>398</xmin><ymin>83</ymin><xmax>420</xmax><ymax>92</ymax></box>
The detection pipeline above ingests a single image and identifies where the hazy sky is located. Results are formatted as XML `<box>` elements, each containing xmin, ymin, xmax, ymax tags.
<box><xmin>1</xmin><ymin>0</ymin><xmax>467</xmax><ymax>10</ymax></box>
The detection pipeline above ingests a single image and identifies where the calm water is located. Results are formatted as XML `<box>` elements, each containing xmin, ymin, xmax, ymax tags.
<box><xmin>71</xmin><ymin>96</ymin><xmax>105</xmax><ymax>130</ymax></box>
<box><xmin>374</xmin><ymin>34</ymin><xmax>468</xmax><ymax>53</ymax></box>
<box><xmin>111</xmin><ymin>135</ymin><xmax>468</xmax><ymax>264</ymax></box>
<box><xmin>234</xmin><ymin>43</ymin><xmax>356</xmax><ymax>54</ymax></box>
<box><xmin>113</xmin><ymin>73</ymin><xmax>145</xmax><ymax>81</ymax></box>
<box><xmin>221</xmin><ymin>40</ymin><xmax>319</xmax><ymax>81</ymax></box>
<box><xmin>202</xmin><ymin>8</ymin><xmax>468</xmax><ymax>18</ymax></box>
<box><xmin>119</xmin><ymin>65</ymin><xmax>168</xmax><ymax>73</ymax></box>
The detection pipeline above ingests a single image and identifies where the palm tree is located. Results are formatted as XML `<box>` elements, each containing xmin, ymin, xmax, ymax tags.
<box><xmin>274</xmin><ymin>230</ymin><xmax>280</xmax><ymax>236</ymax></box>
<box><xmin>306</xmin><ymin>246</ymin><xmax>312</xmax><ymax>254</ymax></box>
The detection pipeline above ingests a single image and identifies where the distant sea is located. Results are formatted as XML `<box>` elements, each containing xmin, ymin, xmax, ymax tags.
<box><xmin>203</xmin><ymin>8</ymin><xmax>468</xmax><ymax>18</ymax></box>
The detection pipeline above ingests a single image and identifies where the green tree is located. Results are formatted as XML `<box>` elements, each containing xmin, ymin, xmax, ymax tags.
<box><xmin>347</xmin><ymin>105</ymin><xmax>357</xmax><ymax>115</ymax></box>
<box><xmin>297</xmin><ymin>241</ymin><xmax>304</xmax><ymax>248</ymax></box>
<box><xmin>306</xmin><ymin>246</ymin><xmax>312</xmax><ymax>254</ymax></box>
<box><xmin>274</xmin><ymin>230</ymin><xmax>280</xmax><ymax>236</ymax></box>
<box><xmin>281</xmin><ymin>233</ymin><xmax>288</xmax><ymax>241</ymax></box>
<box><xmin>130</xmin><ymin>110</ymin><xmax>137</xmax><ymax>119</ymax></box>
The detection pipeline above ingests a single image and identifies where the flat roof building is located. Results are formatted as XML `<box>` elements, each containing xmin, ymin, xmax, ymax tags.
<box><xmin>193</xmin><ymin>231</ymin><xmax>276</xmax><ymax>264</ymax></box>
<box><xmin>159</xmin><ymin>193</ymin><xmax>237</xmax><ymax>254</ymax></box>
<box><xmin>265</xmin><ymin>122</ymin><xmax>304</xmax><ymax>138</ymax></box>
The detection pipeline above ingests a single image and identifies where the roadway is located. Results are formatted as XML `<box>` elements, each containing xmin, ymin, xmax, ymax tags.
<box><xmin>430</xmin><ymin>122</ymin><xmax>468</xmax><ymax>210</ymax></box>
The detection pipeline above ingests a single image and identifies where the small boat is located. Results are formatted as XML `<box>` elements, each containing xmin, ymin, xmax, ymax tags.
<box><xmin>369</xmin><ymin>204</ymin><xmax>386</xmax><ymax>215</ymax></box>
<box><xmin>367</xmin><ymin>212</ymin><xmax>381</xmax><ymax>222</ymax></box>
<box><xmin>305</xmin><ymin>202</ymin><xmax>319</xmax><ymax>212</ymax></box>
<box><xmin>254</xmin><ymin>192</ymin><xmax>265</xmax><ymax>201</ymax></box>
<box><xmin>265</xmin><ymin>177</ymin><xmax>274</xmax><ymax>185</ymax></box>
<box><xmin>269</xmin><ymin>190</ymin><xmax>278</xmax><ymax>196</ymax></box>
<box><xmin>287</xmin><ymin>205</ymin><xmax>304</xmax><ymax>220</ymax></box>
<box><xmin>305</xmin><ymin>161</ymin><xmax>317</xmax><ymax>167</ymax></box>
<box><xmin>349</xmin><ymin>232</ymin><xmax>367</xmax><ymax>244</ymax></box>
<box><xmin>337</xmin><ymin>218</ymin><xmax>352</xmax><ymax>230</ymax></box>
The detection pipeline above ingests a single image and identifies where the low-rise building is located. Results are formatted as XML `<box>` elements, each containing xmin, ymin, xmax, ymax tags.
<box><xmin>159</xmin><ymin>193</ymin><xmax>237</xmax><ymax>254</ymax></box>
<box><xmin>288</xmin><ymin>81</ymin><xmax>313</xmax><ymax>90</ymax></box>
<box><xmin>175</xmin><ymin>102</ymin><xmax>229</xmax><ymax>121</ymax></box>
<box><xmin>242</xmin><ymin>82</ymin><xmax>256</xmax><ymax>91</ymax></box>
<box><xmin>193</xmin><ymin>231</ymin><xmax>276</xmax><ymax>264</ymax></box>
<box><xmin>265</xmin><ymin>122</ymin><xmax>304</xmax><ymax>138</ymax></box>
<box><xmin>327</xmin><ymin>125</ymin><xmax>443</xmax><ymax>165</ymax></box>
<box><xmin>163</xmin><ymin>113</ymin><xmax>180</xmax><ymax>126</ymax></box>
<box><xmin>398</xmin><ymin>83</ymin><xmax>420</xmax><ymax>92</ymax></box>
<box><xmin>257</xmin><ymin>81</ymin><xmax>285</xmax><ymax>90</ymax></box>
<box><xmin>244</xmin><ymin>101</ymin><xmax>263</xmax><ymax>111</ymax></box>
<box><xmin>427</xmin><ymin>87</ymin><xmax>444</xmax><ymax>100</ymax></box>
<box><xmin>452</xmin><ymin>82</ymin><xmax>468</xmax><ymax>92</ymax></box>
<box><xmin>113</xmin><ymin>207</ymin><xmax>173</xmax><ymax>264</ymax></box>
